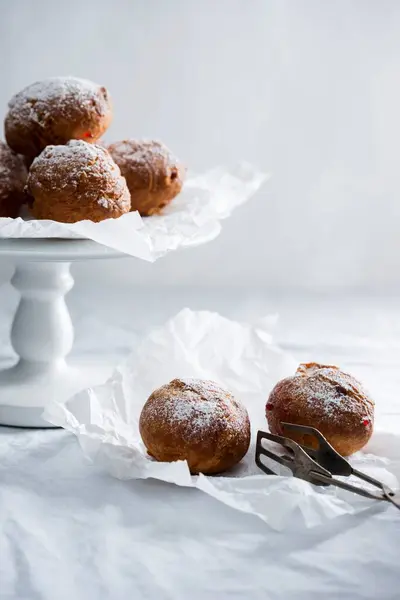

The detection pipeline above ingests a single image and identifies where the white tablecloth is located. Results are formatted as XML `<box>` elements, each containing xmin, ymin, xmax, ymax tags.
<box><xmin>1</xmin><ymin>288</ymin><xmax>400</xmax><ymax>599</ymax></box>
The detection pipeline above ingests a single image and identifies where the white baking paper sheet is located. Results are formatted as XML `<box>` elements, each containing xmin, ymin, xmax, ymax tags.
<box><xmin>0</xmin><ymin>164</ymin><xmax>267</xmax><ymax>261</ymax></box>
<box><xmin>43</xmin><ymin>309</ymin><xmax>400</xmax><ymax>531</ymax></box>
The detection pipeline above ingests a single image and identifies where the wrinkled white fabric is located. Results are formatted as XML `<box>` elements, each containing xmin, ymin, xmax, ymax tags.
<box><xmin>1</xmin><ymin>428</ymin><xmax>399</xmax><ymax>600</ymax></box>
<box><xmin>1</xmin><ymin>295</ymin><xmax>400</xmax><ymax>598</ymax></box>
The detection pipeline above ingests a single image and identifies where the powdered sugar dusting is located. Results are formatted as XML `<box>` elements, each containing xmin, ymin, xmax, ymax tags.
<box><xmin>143</xmin><ymin>378</ymin><xmax>248</xmax><ymax>440</ymax></box>
<box><xmin>178</xmin><ymin>378</ymin><xmax>230</xmax><ymax>403</ymax></box>
<box><xmin>29</xmin><ymin>140</ymin><xmax>118</xmax><ymax>184</ymax></box>
<box><xmin>295</xmin><ymin>364</ymin><xmax>374</xmax><ymax>421</ymax></box>
<box><xmin>35</xmin><ymin>139</ymin><xmax>103</xmax><ymax>160</ymax></box>
<box><xmin>98</xmin><ymin>197</ymin><xmax>111</xmax><ymax>209</ymax></box>
<box><xmin>114</xmin><ymin>140</ymin><xmax>177</xmax><ymax>164</ymax></box>
<box><xmin>8</xmin><ymin>77</ymin><xmax>107</xmax><ymax>115</ymax></box>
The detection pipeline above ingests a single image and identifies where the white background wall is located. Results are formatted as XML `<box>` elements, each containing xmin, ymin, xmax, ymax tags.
<box><xmin>1</xmin><ymin>0</ymin><xmax>400</xmax><ymax>291</ymax></box>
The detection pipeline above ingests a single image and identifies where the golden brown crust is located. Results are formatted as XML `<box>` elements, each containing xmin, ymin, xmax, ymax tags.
<box><xmin>107</xmin><ymin>139</ymin><xmax>184</xmax><ymax>216</ymax></box>
<box><xmin>5</xmin><ymin>77</ymin><xmax>112</xmax><ymax>160</ymax></box>
<box><xmin>139</xmin><ymin>378</ymin><xmax>251</xmax><ymax>474</ymax></box>
<box><xmin>266</xmin><ymin>363</ymin><xmax>374</xmax><ymax>456</ymax></box>
<box><xmin>27</xmin><ymin>140</ymin><xmax>130</xmax><ymax>223</ymax></box>
<box><xmin>0</xmin><ymin>141</ymin><xmax>28</xmax><ymax>217</ymax></box>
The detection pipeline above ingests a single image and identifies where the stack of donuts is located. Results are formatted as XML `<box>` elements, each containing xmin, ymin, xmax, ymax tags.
<box><xmin>0</xmin><ymin>77</ymin><xmax>184</xmax><ymax>221</ymax></box>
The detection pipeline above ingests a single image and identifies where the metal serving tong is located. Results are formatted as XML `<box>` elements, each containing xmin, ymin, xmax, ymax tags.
<box><xmin>255</xmin><ymin>422</ymin><xmax>400</xmax><ymax>510</ymax></box>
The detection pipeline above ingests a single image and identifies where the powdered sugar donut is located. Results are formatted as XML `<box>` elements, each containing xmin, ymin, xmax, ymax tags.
<box><xmin>5</xmin><ymin>77</ymin><xmax>112</xmax><ymax>159</ymax></box>
<box><xmin>266</xmin><ymin>363</ymin><xmax>374</xmax><ymax>456</ymax></box>
<box><xmin>139</xmin><ymin>378</ymin><xmax>251</xmax><ymax>474</ymax></box>
<box><xmin>107</xmin><ymin>139</ymin><xmax>184</xmax><ymax>216</ymax></box>
<box><xmin>0</xmin><ymin>141</ymin><xmax>28</xmax><ymax>217</ymax></box>
<box><xmin>26</xmin><ymin>140</ymin><xmax>130</xmax><ymax>223</ymax></box>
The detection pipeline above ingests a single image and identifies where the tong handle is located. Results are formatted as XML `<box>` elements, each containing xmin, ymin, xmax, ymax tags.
<box><xmin>351</xmin><ymin>467</ymin><xmax>386</xmax><ymax>488</ymax></box>
<box><xmin>351</xmin><ymin>469</ymin><xmax>400</xmax><ymax>509</ymax></box>
<box><xmin>310</xmin><ymin>471</ymin><xmax>391</xmax><ymax>502</ymax></box>
<box><xmin>381</xmin><ymin>485</ymin><xmax>400</xmax><ymax>510</ymax></box>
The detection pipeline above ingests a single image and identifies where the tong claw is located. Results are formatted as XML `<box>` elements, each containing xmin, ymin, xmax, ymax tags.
<box><xmin>255</xmin><ymin>423</ymin><xmax>400</xmax><ymax>510</ymax></box>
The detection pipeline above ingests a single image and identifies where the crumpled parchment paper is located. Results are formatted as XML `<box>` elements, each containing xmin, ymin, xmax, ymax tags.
<box><xmin>43</xmin><ymin>309</ymin><xmax>400</xmax><ymax>531</ymax></box>
<box><xmin>0</xmin><ymin>164</ymin><xmax>267</xmax><ymax>261</ymax></box>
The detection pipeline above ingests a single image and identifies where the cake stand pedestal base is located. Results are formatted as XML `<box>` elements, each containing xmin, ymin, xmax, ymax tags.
<box><xmin>0</xmin><ymin>240</ymin><xmax>123</xmax><ymax>428</ymax></box>
<box><xmin>0</xmin><ymin>359</ymin><xmax>113</xmax><ymax>428</ymax></box>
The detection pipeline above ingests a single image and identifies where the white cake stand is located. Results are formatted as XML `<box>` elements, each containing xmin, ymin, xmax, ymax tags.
<box><xmin>0</xmin><ymin>239</ymin><xmax>124</xmax><ymax>428</ymax></box>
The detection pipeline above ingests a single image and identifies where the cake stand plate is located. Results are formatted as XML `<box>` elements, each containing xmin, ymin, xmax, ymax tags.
<box><xmin>0</xmin><ymin>239</ymin><xmax>123</xmax><ymax>428</ymax></box>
